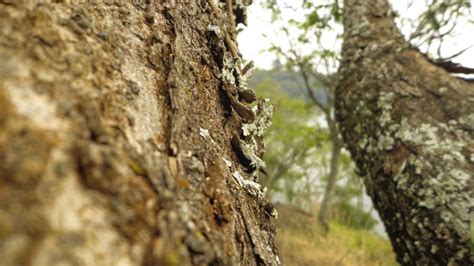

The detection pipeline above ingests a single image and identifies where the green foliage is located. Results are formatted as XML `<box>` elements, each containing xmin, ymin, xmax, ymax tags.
<box><xmin>397</xmin><ymin>0</ymin><xmax>472</xmax><ymax>58</ymax></box>
<box><xmin>331</xmin><ymin>201</ymin><xmax>377</xmax><ymax>230</ymax></box>
<box><xmin>253</xmin><ymin>74</ymin><xmax>325</xmax><ymax>202</ymax></box>
<box><xmin>471</xmin><ymin>217</ymin><xmax>474</xmax><ymax>253</ymax></box>
<box><xmin>263</xmin><ymin>0</ymin><xmax>342</xmax><ymax>73</ymax></box>
<box><xmin>417</xmin><ymin>0</ymin><xmax>471</xmax><ymax>32</ymax></box>
<box><xmin>300</xmin><ymin>2</ymin><xmax>341</xmax><ymax>31</ymax></box>
<box><xmin>252</xmin><ymin>68</ymin><xmax>375</xmax><ymax>232</ymax></box>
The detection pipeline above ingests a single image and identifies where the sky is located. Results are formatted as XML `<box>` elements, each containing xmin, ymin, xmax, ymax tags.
<box><xmin>238</xmin><ymin>0</ymin><xmax>474</xmax><ymax>70</ymax></box>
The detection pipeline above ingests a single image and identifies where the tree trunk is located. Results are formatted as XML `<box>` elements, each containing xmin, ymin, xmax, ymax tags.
<box><xmin>299</xmin><ymin>65</ymin><xmax>343</xmax><ymax>234</ymax></box>
<box><xmin>0</xmin><ymin>1</ymin><xmax>279</xmax><ymax>265</ymax></box>
<box><xmin>317</xmin><ymin>116</ymin><xmax>341</xmax><ymax>234</ymax></box>
<box><xmin>336</xmin><ymin>0</ymin><xmax>473</xmax><ymax>265</ymax></box>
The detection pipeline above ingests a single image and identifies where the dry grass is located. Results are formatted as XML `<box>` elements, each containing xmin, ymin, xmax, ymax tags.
<box><xmin>274</xmin><ymin>204</ymin><xmax>398</xmax><ymax>266</ymax></box>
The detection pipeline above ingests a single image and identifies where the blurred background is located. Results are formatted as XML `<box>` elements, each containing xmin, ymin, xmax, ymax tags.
<box><xmin>237</xmin><ymin>0</ymin><xmax>473</xmax><ymax>265</ymax></box>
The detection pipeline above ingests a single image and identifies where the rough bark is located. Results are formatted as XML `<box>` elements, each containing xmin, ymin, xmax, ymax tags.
<box><xmin>0</xmin><ymin>1</ymin><xmax>279</xmax><ymax>265</ymax></box>
<box><xmin>336</xmin><ymin>0</ymin><xmax>473</xmax><ymax>265</ymax></box>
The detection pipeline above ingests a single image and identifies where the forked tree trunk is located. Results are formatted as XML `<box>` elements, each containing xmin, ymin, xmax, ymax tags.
<box><xmin>0</xmin><ymin>1</ymin><xmax>279</xmax><ymax>265</ymax></box>
<box><xmin>336</xmin><ymin>0</ymin><xmax>473</xmax><ymax>264</ymax></box>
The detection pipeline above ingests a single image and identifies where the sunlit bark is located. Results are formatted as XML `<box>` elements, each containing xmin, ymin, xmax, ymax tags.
<box><xmin>0</xmin><ymin>1</ymin><xmax>278</xmax><ymax>265</ymax></box>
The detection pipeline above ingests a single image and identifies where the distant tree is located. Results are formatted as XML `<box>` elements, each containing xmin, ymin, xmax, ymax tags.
<box><xmin>264</xmin><ymin>0</ymin><xmax>346</xmax><ymax>234</ymax></box>
<box><xmin>252</xmin><ymin>77</ymin><xmax>324</xmax><ymax>204</ymax></box>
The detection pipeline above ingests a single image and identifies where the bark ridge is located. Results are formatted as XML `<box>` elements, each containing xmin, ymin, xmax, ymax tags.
<box><xmin>0</xmin><ymin>1</ymin><xmax>278</xmax><ymax>265</ymax></box>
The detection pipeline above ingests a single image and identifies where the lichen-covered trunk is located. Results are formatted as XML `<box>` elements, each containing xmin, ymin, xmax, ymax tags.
<box><xmin>0</xmin><ymin>1</ymin><xmax>279</xmax><ymax>265</ymax></box>
<box><xmin>336</xmin><ymin>0</ymin><xmax>473</xmax><ymax>265</ymax></box>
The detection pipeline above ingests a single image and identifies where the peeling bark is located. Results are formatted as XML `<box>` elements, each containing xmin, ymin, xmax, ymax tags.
<box><xmin>336</xmin><ymin>0</ymin><xmax>473</xmax><ymax>264</ymax></box>
<box><xmin>0</xmin><ymin>1</ymin><xmax>278</xmax><ymax>265</ymax></box>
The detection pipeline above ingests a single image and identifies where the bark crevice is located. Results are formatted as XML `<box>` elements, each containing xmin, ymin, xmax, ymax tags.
<box><xmin>0</xmin><ymin>1</ymin><xmax>278</xmax><ymax>265</ymax></box>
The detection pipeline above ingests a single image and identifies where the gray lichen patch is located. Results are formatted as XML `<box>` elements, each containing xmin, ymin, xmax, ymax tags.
<box><xmin>385</xmin><ymin>116</ymin><xmax>473</xmax><ymax>244</ymax></box>
<box><xmin>232</xmin><ymin>171</ymin><xmax>263</xmax><ymax>198</ymax></box>
<box><xmin>242</xmin><ymin>99</ymin><xmax>273</xmax><ymax>138</ymax></box>
<box><xmin>377</xmin><ymin>134</ymin><xmax>395</xmax><ymax>151</ymax></box>
<box><xmin>207</xmin><ymin>24</ymin><xmax>223</xmax><ymax>39</ymax></box>
<box><xmin>393</xmin><ymin>81</ymin><xmax>423</xmax><ymax>97</ymax></box>
<box><xmin>239</xmin><ymin>139</ymin><xmax>266</xmax><ymax>170</ymax></box>
<box><xmin>377</xmin><ymin>92</ymin><xmax>394</xmax><ymax>127</ymax></box>
<box><xmin>232</xmin><ymin>98</ymin><xmax>273</xmax><ymax>176</ymax></box>
<box><xmin>221</xmin><ymin>56</ymin><xmax>237</xmax><ymax>86</ymax></box>
<box><xmin>459</xmin><ymin>113</ymin><xmax>474</xmax><ymax>131</ymax></box>
<box><xmin>199</xmin><ymin>127</ymin><xmax>212</xmax><ymax>140</ymax></box>
<box><xmin>222</xmin><ymin>157</ymin><xmax>232</xmax><ymax>167</ymax></box>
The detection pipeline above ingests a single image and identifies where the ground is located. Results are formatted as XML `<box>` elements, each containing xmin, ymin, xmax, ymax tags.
<box><xmin>274</xmin><ymin>204</ymin><xmax>397</xmax><ymax>266</ymax></box>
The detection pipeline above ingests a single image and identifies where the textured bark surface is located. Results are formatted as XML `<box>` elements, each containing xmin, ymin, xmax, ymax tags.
<box><xmin>336</xmin><ymin>0</ymin><xmax>473</xmax><ymax>265</ymax></box>
<box><xmin>0</xmin><ymin>1</ymin><xmax>278</xmax><ymax>265</ymax></box>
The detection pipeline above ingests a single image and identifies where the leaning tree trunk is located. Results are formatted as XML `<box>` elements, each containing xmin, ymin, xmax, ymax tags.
<box><xmin>336</xmin><ymin>0</ymin><xmax>473</xmax><ymax>265</ymax></box>
<box><xmin>0</xmin><ymin>1</ymin><xmax>279</xmax><ymax>265</ymax></box>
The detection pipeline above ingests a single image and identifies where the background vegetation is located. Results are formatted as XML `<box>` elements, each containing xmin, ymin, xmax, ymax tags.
<box><xmin>251</xmin><ymin>68</ymin><xmax>377</xmax><ymax>230</ymax></box>
<box><xmin>275</xmin><ymin>204</ymin><xmax>397</xmax><ymax>266</ymax></box>
<box><xmin>249</xmin><ymin>67</ymin><xmax>393</xmax><ymax>264</ymax></box>
<box><xmin>243</xmin><ymin>0</ymin><xmax>474</xmax><ymax>263</ymax></box>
